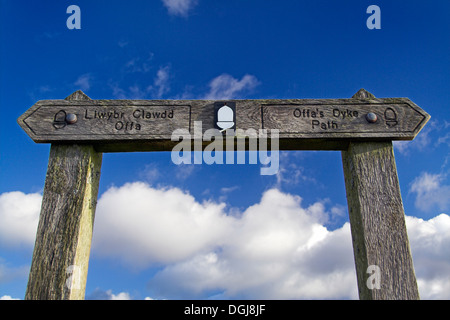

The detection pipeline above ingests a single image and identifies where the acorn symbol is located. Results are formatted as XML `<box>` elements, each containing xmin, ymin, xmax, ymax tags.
<box><xmin>53</xmin><ymin>110</ymin><xmax>67</xmax><ymax>129</ymax></box>
<box><xmin>384</xmin><ymin>108</ymin><xmax>398</xmax><ymax>127</ymax></box>
<box><xmin>216</xmin><ymin>104</ymin><xmax>235</xmax><ymax>130</ymax></box>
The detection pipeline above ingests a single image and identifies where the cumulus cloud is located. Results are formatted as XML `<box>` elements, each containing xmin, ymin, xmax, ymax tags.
<box><xmin>1</xmin><ymin>186</ymin><xmax>449</xmax><ymax>299</ymax></box>
<box><xmin>92</xmin><ymin>183</ymin><xmax>358</xmax><ymax>299</ymax></box>
<box><xmin>162</xmin><ymin>0</ymin><xmax>198</xmax><ymax>17</ymax></box>
<box><xmin>204</xmin><ymin>74</ymin><xmax>260</xmax><ymax>100</ymax></box>
<box><xmin>91</xmin><ymin>182</ymin><xmax>233</xmax><ymax>267</ymax></box>
<box><xmin>149</xmin><ymin>224</ymin><xmax>356</xmax><ymax>300</ymax></box>
<box><xmin>409</xmin><ymin>172</ymin><xmax>450</xmax><ymax>213</ymax></box>
<box><xmin>91</xmin><ymin>182</ymin><xmax>450</xmax><ymax>299</ymax></box>
<box><xmin>147</xmin><ymin>191</ymin><xmax>357</xmax><ymax>299</ymax></box>
<box><xmin>406</xmin><ymin>214</ymin><xmax>450</xmax><ymax>299</ymax></box>
<box><xmin>0</xmin><ymin>191</ymin><xmax>41</xmax><ymax>248</ymax></box>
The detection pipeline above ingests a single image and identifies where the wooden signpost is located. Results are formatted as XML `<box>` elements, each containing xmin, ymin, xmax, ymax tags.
<box><xmin>18</xmin><ymin>89</ymin><xmax>430</xmax><ymax>300</ymax></box>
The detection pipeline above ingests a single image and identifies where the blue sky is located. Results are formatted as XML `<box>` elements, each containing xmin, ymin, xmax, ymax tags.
<box><xmin>1</xmin><ymin>0</ymin><xmax>450</xmax><ymax>300</ymax></box>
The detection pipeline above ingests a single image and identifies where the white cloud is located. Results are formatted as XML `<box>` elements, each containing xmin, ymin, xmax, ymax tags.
<box><xmin>74</xmin><ymin>73</ymin><xmax>92</xmax><ymax>92</ymax></box>
<box><xmin>86</xmin><ymin>288</ymin><xmax>131</xmax><ymax>300</ymax></box>
<box><xmin>204</xmin><ymin>74</ymin><xmax>260</xmax><ymax>100</ymax></box>
<box><xmin>409</xmin><ymin>172</ymin><xmax>450</xmax><ymax>212</ymax></box>
<box><xmin>162</xmin><ymin>0</ymin><xmax>198</xmax><ymax>17</ymax></box>
<box><xmin>406</xmin><ymin>214</ymin><xmax>450</xmax><ymax>299</ymax></box>
<box><xmin>0</xmin><ymin>295</ymin><xmax>20</xmax><ymax>300</ymax></box>
<box><xmin>111</xmin><ymin>291</ymin><xmax>131</xmax><ymax>300</ymax></box>
<box><xmin>148</xmin><ymin>190</ymin><xmax>357</xmax><ymax>299</ymax></box>
<box><xmin>91</xmin><ymin>182</ymin><xmax>450</xmax><ymax>299</ymax></box>
<box><xmin>153</xmin><ymin>65</ymin><xmax>171</xmax><ymax>98</ymax></box>
<box><xmin>92</xmin><ymin>183</ymin><xmax>358</xmax><ymax>299</ymax></box>
<box><xmin>91</xmin><ymin>182</ymin><xmax>233</xmax><ymax>267</ymax></box>
<box><xmin>218</xmin><ymin>186</ymin><xmax>239</xmax><ymax>202</ymax></box>
<box><xmin>1</xmin><ymin>186</ymin><xmax>449</xmax><ymax>299</ymax></box>
<box><xmin>0</xmin><ymin>191</ymin><xmax>41</xmax><ymax>248</ymax></box>
<box><xmin>436</xmin><ymin>132</ymin><xmax>450</xmax><ymax>147</ymax></box>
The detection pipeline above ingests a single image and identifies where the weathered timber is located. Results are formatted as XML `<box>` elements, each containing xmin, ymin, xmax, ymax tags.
<box><xmin>20</xmin><ymin>89</ymin><xmax>427</xmax><ymax>300</ymax></box>
<box><xmin>25</xmin><ymin>92</ymin><xmax>102</xmax><ymax>300</ymax></box>
<box><xmin>341</xmin><ymin>90</ymin><xmax>420</xmax><ymax>300</ymax></box>
<box><xmin>17</xmin><ymin>90</ymin><xmax>429</xmax><ymax>152</ymax></box>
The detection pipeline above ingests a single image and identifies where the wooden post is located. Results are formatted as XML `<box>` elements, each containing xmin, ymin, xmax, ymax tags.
<box><xmin>341</xmin><ymin>89</ymin><xmax>420</xmax><ymax>299</ymax></box>
<box><xmin>25</xmin><ymin>91</ymin><xmax>102</xmax><ymax>300</ymax></box>
<box><xmin>19</xmin><ymin>89</ymin><xmax>428</xmax><ymax>300</ymax></box>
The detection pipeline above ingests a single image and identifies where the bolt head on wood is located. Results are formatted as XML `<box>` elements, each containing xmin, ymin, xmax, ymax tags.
<box><xmin>366</xmin><ymin>112</ymin><xmax>378</xmax><ymax>123</ymax></box>
<box><xmin>17</xmin><ymin>90</ymin><xmax>431</xmax><ymax>152</ymax></box>
<box><xmin>66</xmin><ymin>113</ymin><xmax>78</xmax><ymax>124</ymax></box>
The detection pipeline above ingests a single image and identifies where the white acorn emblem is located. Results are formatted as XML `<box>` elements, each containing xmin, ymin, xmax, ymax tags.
<box><xmin>216</xmin><ymin>104</ymin><xmax>235</xmax><ymax>130</ymax></box>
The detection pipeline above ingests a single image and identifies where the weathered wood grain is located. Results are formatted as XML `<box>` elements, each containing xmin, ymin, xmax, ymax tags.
<box><xmin>341</xmin><ymin>92</ymin><xmax>420</xmax><ymax>300</ymax></box>
<box><xmin>261</xmin><ymin>102</ymin><xmax>424</xmax><ymax>138</ymax></box>
<box><xmin>17</xmin><ymin>90</ymin><xmax>430</xmax><ymax>152</ymax></box>
<box><xmin>25</xmin><ymin>92</ymin><xmax>102</xmax><ymax>300</ymax></box>
<box><xmin>22</xmin><ymin>89</ymin><xmax>425</xmax><ymax>301</ymax></box>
